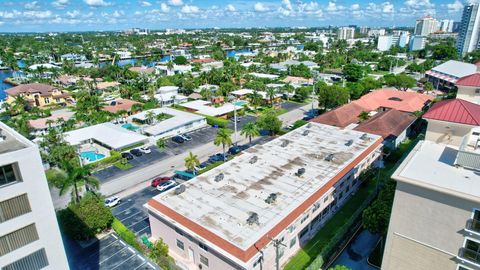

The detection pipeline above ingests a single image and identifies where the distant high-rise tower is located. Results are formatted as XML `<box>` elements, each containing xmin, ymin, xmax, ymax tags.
<box><xmin>415</xmin><ymin>16</ymin><xmax>439</xmax><ymax>36</ymax></box>
<box><xmin>337</xmin><ymin>27</ymin><xmax>355</xmax><ymax>40</ymax></box>
<box><xmin>457</xmin><ymin>3</ymin><xmax>480</xmax><ymax>56</ymax></box>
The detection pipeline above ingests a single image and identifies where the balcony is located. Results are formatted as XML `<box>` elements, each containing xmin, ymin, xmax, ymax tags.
<box><xmin>459</xmin><ymin>248</ymin><xmax>480</xmax><ymax>266</ymax></box>
<box><xmin>467</xmin><ymin>219</ymin><xmax>480</xmax><ymax>235</ymax></box>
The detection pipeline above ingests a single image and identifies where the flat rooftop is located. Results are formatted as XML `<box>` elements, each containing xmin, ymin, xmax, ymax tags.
<box><xmin>393</xmin><ymin>140</ymin><xmax>480</xmax><ymax>202</ymax></box>
<box><xmin>0</xmin><ymin>122</ymin><xmax>31</xmax><ymax>154</ymax></box>
<box><xmin>148</xmin><ymin>123</ymin><xmax>382</xmax><ymax>260</ymax></box>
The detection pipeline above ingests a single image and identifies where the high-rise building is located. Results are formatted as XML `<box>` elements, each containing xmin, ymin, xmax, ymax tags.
<box><xmin>337</xmin><ymin>27</ymin><xmax>355</xmax><ymax>40</ymax></box>
<box><xmin>377</xmin><ymin>32</ymin><xmax>410</xmax><ymax>52</ymax></box>
<box><xmin>457</xmin><ymin>3</ymin><xmax>480</xmax><ymax>56</ymax></box>
<box><xmin>453</xmin><ymin>21</ymin><xmax>462</xmax><ymax>33</ymax></box>
<box><xmin>409</xmin><ymin>36</ymin><xmax>427</xmax><ymax>51</ymax></box>
<box><xmin>415</xmin><ymin>15</ymin><xmax>439</xmax><ymax>36</ymax></box>
<box><xmin>381</xmin><ymin>97</ymin><xmax>480</xmax><ymax>270</ymax></box>
<box><xmin>0</xmin><ymin>122</ymin><xmax>69</xmax><ymax>269</ymax></box>
<box><xmin>440</xmin><ymin>19</ymin><xmax>454</xmax><ymax>32</ymax></box>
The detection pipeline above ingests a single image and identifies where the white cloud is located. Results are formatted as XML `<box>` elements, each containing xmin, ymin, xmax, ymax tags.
<box><xmin>351</xmin><ymin>4</ymin><xmax>360</xmax><ymax>10</ymax></box>
<box><xmin>181</xmin><ymin>5</ymin><xmax>199</xmax><ymax>14</ymax></box>
<box><xmin>66</xmin><ymin>10</ymin><xmax>80</xmax><ymax>18</ymax></box>
<box><xmin>326</xmin><ymin>1</ymin><xmax>337</xmax><ymax>12</ymax></box>
<box><xmin>282</xmin><ymin>0</ymin><xmax>293</xmax><ymax>11</ymax></box>
<box><xmin>52</xmin><ymin>0</ymin><xmax>69</xmax><ymax>9</ymax></box>
<box><xmin>160</xmin><ymin>3</ymin><xmax>170</xmax><ymax>12</ymax></box>
<box><xmin>112</xmin><ymin>10</ymin><xmax>124</xmax><ymax>17</ymax></box>
<box><xmin>169</xmin><ymin>0</ymin><xmax>183</xmax><ymax>6</ymax></box>
<box><xmin>254</xmin><ymin>2</ymin><xmax>269</xmax><ymax>12</ymax></box>
<box><xmin>226</xmin><ymin>4</ymin><xmax>236</xmax><ymax>12</ymax></box>
<box><xmin>23</xmin><ymin>10</ymin><xmax>53</xmax><ymax>19</ymax></box>
<box><xmin>141</xmin><ymin>1</ymin><xmax>151</xmax><ymax>7</ymax></box>
<box><xmin>446</xmin><ymin>0</ymin><xmax>463</xmax><ymax>12</ymax></box>
<box><xmin>84</xmin><ymin>0</ymin><xmax>110</xmax><ymax>7</ymax></box>
<box><xmin>405</xmin><ymin>0</ymin><xmax>434</xmax><ymax>9</ymax></box>
<box><xmin>24</xmin><ymin>1</ymin><xmax>40</xmax><ymax>10</ymax></box>
<box><xmin>383</xmin><ymin>2</ymin><xmax>394</xmax><ymax>13</ymax></box>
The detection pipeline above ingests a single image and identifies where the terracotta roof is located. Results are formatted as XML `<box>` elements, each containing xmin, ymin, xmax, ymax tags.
<box><xmin>456</xmin><ymin>73</ymin><xmax>480</xmax><ymax>87</ymax></box>
<box><xmin>28</xmin><ymin>112</ymin><xmax>74</xmax><ymax>129</ymax></box>
<box><xmin>282</xmin><ymin>76</ymin><xmax>313</xmax><ymax>84</ymax></box>
<box><xmin>354</xmin><ymin>109</ymin><xmax>417</xmax><ymax>139</ymax></box>
<box><xmin>311</xmin><ymin>103</ymin><xmax>367</xmax><ymax>128</ymax></box>
<box><xmin>5</xmin><ymin>83</ymin><xmax>56</xmax><ymax>96</ymax></box>
<box><xmin>352</xmin><ymin>88</ymin><xmax>432</xmax><ymax>113</ymax></box>
<box><xmin>102</xmin><ymin>99</ymin><xmax>141</xmax><ymax>113</ymax></box>
<box><xmin>96</xmin><ymin>81</ymin><xmax>121</xmax><ymax>90</ymax></box>
<box><xmin>191</xmin><ymin>58</ymin><xmax>216</xmax><ymax>64</ymax></box>
<box><xmin>128</xmin><ymin>66</ymin><xmax>155</xmax><ymax>74</ymax></box>
<box><xmin>423</xmin><ymin>99</ymin><xmax>480</xmax><ymax>126</ymax></box>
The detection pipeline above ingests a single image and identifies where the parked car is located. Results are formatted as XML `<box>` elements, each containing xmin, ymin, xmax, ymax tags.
<box><xmin>287</xmin><ymin>124</ymin><xmax>294</xmax><ymax>130</ymax></box>
<box><xmin>180</xmin><ymin>134</ymin><xmax>192</xmax><ymax>141</ymax></box>
<box><xmin>121</xmin><ymin>152</ymin><xmax>134</xmax><ymax>160</ymax></box>
<box><xmin>228</xmin><ymin>146</ymin><xmax>242</xmax><ymax>155</ymax></box>
<box><xmin>151</xmin><ymin>177</ymin><xmax>172</xmax><ymax>187</ymax></box>
<box><xmin>156</xmin><ymin>180</ymin><xmax>177</xmax><ymax>192</ymax></box>
<box><xmin>139</xmin><ymin>146</ymin><xmax>151</xmax><ymax>154</ymax></box>
<box><xmin>197</xmin><ymin>162</ymin><xmax>209</xmax><ymax>170</ymax></box>
<box><xmin>104</xmin><ymin>196</ymin><xmax>121</xmax><ymax>207</ymax></box>
<box><xmin>172</xmin><ymin>136</ymin><xmax>185</xmax><ymax>143</ymax></box>
<box><xmin>208</xmin><ymin>153</ymin><xmax>224</xmax><ymax>162</ymax></box>
<box><xmin>130</xmin><ymin>148</ymin><xmax>142</xmax><ymax>157</ymax></box>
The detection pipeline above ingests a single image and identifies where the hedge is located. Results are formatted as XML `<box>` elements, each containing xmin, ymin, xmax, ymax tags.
<box><xmin>112</xmin><ymin>218</ymin><xmax>142</xmax><ymax>251</ymax></box>
<box><xmin>87</xmin><ymin>150</ymin><xmax>122</xmax><ymax>170</ymax></box>
<box><xmin>205</xmin><ymin>115</ymin><xmax>229</xmax><ymax>128</ymax></box>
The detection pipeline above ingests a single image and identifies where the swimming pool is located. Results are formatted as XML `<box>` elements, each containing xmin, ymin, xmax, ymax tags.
<box><xmin>80</xmin><ymin>151</ymin><xmax>106</xmax><ymax>162</ymax></box>
<box><xmin>122</xmin><ymin>123</ymin><xmax>140</xmax><ymax>131</ymax></box>
<box><xmin>233</xmin><ymin>101</ymin><xmax>247</xmax><ymax>106</ymax></box>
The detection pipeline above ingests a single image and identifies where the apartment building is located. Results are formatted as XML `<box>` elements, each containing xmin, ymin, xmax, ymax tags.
<box><xmin>146</xmin><ymin>123</ymin><xmax>383</xmax><ymax>270</ymax></box>
<box><xmin>0</xmin><ymin>122</ymin><xmax>69</xmax><ymax>269</ymax></box>
<box><xmin>382</xmin><ymin>99</ymin><xmax>480</xmax><ymax>270</ymax></box>
<box><xmin>337</xmin><ymin>27</ymin><xmax>355</xmax><ymax>40</ymax></box>
<box><xmin>457</xmin><ymin>3</ymin><xmax>480</xmax><ymax>56</ymax></box>
<box><xmin>415</xmin><ymin>15</ymin><xmax>439</xmax><ymax>36</ymax></box>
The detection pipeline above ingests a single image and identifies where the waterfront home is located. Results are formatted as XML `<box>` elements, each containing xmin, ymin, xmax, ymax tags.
<box><xmin>102</xmin><ymin>99</ymin><xmax>142</xmax><ymax>116</ymax></box>
<box><xmin>28</xmin><ymin>111</ymin><xmax>75</xmax><ymax>136</ymax></box>
<box><xmin>5</xmin><ymin>83</ymin><xmax>74</xmax><ymax>108</ymax></box>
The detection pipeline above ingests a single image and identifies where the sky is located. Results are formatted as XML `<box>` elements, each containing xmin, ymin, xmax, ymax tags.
<box><xmin>0</xmin><ymin>0</ymin><xmax>468</xmax><ymax>32</ymax></box>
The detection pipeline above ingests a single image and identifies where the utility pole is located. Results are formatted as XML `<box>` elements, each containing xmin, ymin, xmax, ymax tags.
<box><xmin>268</xmin><ymin>236</ymin><xmax>286</xmax><ymax>270</ymax></box>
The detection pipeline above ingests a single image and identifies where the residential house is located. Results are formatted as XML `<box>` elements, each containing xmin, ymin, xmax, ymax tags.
<box><xmin>455</xmin><ymin>73</ymin><xmax>480</xmax><ymax>104</ymax></box>
<box><xmin>5</xmin><ymin>83</ymin><xmax>74</xmax><ymax>108</ymax></box>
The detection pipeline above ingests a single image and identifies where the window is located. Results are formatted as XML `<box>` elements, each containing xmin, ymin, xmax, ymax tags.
<box><xmin>288</xmin><ymin>224</ymin><xmax>296</xmax><ymax>233</ymax></box>
<box><xmin>175</xmin><ymin>227</ymin><xmax>184</xmax><ymax>236</ymax></box>
<box><xmin>3</xmin><ymin>248</ymin><xmax>48</xmax><ymax>270</ymax></box>
<box><xmin>200</xmin><ymin>254</ymin><xmax>209</xmax><ymax>267</ymax></box>
<box><xmin>462</xmin><ymin>239</ymin><xmax>480</xmax><ymax>264</ymax></box>
<box><xmin>176</xmin><ymin>239</ymin><xmax>184</xmax><ymax>250</ymax></box>
<box><xmin>44</xmin><ymin>98</ymin><xmax>50</xmax><ymax>104</ymax></box>
<box><xmin>300</xmin><ymin>214</ymin><xmax>309</xmax><ymax>224</ymax></box>
<box><xmin>476</xmin><ymin>89</ymin><xmax>480</xmax><ymax>94</ymax></box>
<box><xmin>0</xmin><ymin>224</ymin><xmax>39</xmax><ymax>256</ymax></box>
<box><xmin>0</xmin><ymin>164</ymin><xmax>20</xmax><ymax>187</ymax></box>
<box><xmin>290</xmin><ymin>237</ymin><xmax>297</xmax><ymax>248</ymax></box>
<box><xmin>312</xmin><ymin>202</ymin><xmax>320</xmax><ymax>213</ymax></box>
<box><xmin>323</xmin><ymin>196</ymin><xmax>328</xmax><ymax>203</ymax></box>
<box><xmin>253</xmin><ymin>257</ymin><xmax>262</xmax><ymax>268</ymax></box>
<box><xmin>299</xmin><ymin>228</ymin><xmax>308</xmax><ymax>239</ymax></box>
<box><xmin>199</xmin><ymin>242</ymin><xmax>208</xmax><ymax>251</ymax></box>
<box><xmin>0</xmin><ymin>194</ymin><xmax>31</xmax><ymax>223</ymax></box>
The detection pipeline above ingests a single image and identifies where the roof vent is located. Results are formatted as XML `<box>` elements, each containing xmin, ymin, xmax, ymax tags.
<box><xmin>250</xmin><ymin>156</ymin><xmax>258</xmax><ymax>164</ymax></box>
<box><xmin>306</xmin><ymin>123</ymin><xmax>312</xmax><ymax>128</ymax></box>
<box><xmin>302</xmin><ymin>130</ymin><xmax>310</xmax><ymax>136</ymax></box>
<box><xmin>345</xmin><ymin>139</ymin><xmax>354</xmax><ymax>146</ymax></box>
<box><xmin>281</xmin><ymin>140</ymin><xmax>289</xmax><ymax>147</ymax></box>
<box><xmin>265</xmin><ymin>193</ymin><xmax>278</xmax><ymax>204</ymax></box>
<box><xmin>325</xmin><ymin>153</ymin><xmax>334</xmax><ymax>162</ymax></box>
<box><xmin>360</xmin><ymin>133</ymin><xmax>369</xmax><ymax>140</ymax></box>
<box><xmin>175</xmin><ymin>185</ymin><xmax>186</xmax><ymax>195</ymax></box>
<box><xmin>214</xmin><ymin>173</ymin><xmax>224</xmax><ymax>182</ymax></box>
<box><xmin>295</xmin><ymin>167</ymin><xmax>306</xmax><ymax>176</ymax></box>
<box><xmin>247</xmin><ymin>212</ymin><xmax>259</xmax><ymax>226</ymax></box>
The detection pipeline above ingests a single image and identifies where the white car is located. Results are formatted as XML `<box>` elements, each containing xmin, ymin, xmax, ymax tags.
<box><xmin>156</xmin><ymin>180</ymin><xmax>177</xmax><ymax>192</ymax></box>
<box><xmin>180</xmin><ymin>134</ymin><xmax>192</xmax><ymax>141</ymax></box>
<box><xmin>139</xmin><ymin>146</ymin><xmax>151</xmax><ymax>154</ymax></box>
<box><xmin>104</xmin><ymin>196</ymin><xmax>121</xmax><ymax>207</ymax></box>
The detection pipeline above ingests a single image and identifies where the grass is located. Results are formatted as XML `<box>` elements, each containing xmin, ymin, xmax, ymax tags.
<box><xmin>114</xmin><ymin>161</ymin><xmax>133</xmax><ymax>170</ymax></box>
<box><xmin>284</xmin><ymin>179</ymin><xmax>377</xmax><ymax>270</ymax></box>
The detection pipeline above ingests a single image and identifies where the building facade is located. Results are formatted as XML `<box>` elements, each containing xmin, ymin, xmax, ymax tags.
<box><xmin>337</xmin><ymin>27</ymin><xmax>355</xmax><ymax>40</ymax></box>
<box><xmin>0</xmin><ymin>122</ymin><xmax>69</xmax><ymax>269</ymax></box>
<box><xmin>5</xmin><ymin>83</ymin><xmax>74</xmax><ymax>108</ymax></box>
<box><xmin>415</xmin><ymin>16</ymin><xmax>439</xmax><ymax>36</ymax></box>
<box><xmin>457</xmin><ymin>3</ymin><xmax>480</xmax><ymax>56</ymax></box>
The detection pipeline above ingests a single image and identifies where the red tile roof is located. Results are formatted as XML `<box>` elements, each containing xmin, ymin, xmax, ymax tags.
<box><xmin>311</xmin><ymin>103</ymin><xmax>367</xmax><ymax>128</ymax></box>
<box><xmin>423</xmin><ymin>99</ymin><xmax>480</xmax><ymax>126</ymax></box>
<box><xmin>354</xmin><ymin>109</ymin><xmax>417</xmax><ymax>139</ymax></box>
<box><xmin>5</xmin><ymin>83</ymin><xmax>57</xmax><ymax>96</ymax></box>
<box><xmin>102</xmin><ymin>99</ymin><xmax>141</xmax><ymax>113</ymax></box>
<box><xmin>353</xmin><ymin>88</ymin><xmax>432</xmax><ymax>113</ymax></box>
<box><xmin>456</xmin><ymin>73</ymin><xmax>480</xmax><ymax>87</ymax></box>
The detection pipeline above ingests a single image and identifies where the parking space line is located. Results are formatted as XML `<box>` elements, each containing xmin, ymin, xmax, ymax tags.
<box><xmin>98</xmin><ymin>241</ymin><xmax>128</xmax><ymax>264</ymax></box>
<box><xmin>98</xmin><ymin>236</ymin><xmax>122</xmax><ymax>252</ymax></box>
<box><xmin>127</xmin><ymin>216</ymin><xmax>149</xmax><ymax>228</ymax></box>
<box><xmin>134</xmin><ymin>225</ymin><xmax>150</xmax><ymax>236</ymax></box>
<box><xmin>117</xmin><ymin>209</ymin><xmax>145</xmax><ymax>222</ymax></box>
<box><xmin>110</xmin><ymin>253</ymin><xmax>137</xmax><ymax>270</ymax></box>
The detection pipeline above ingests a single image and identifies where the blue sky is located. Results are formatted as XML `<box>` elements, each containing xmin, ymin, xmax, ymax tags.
<box><xmin>0</xmin><ymin>0</ymin><xmax>467</xmax><ymax>32</ymax></box>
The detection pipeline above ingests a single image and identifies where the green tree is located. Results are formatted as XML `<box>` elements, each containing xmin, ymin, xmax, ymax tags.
<box><xmin>317</xmin><ymin>84</ymin><xmax>350</xmax><ymax>110</ymax></box>
<box><xmin>184</xmin><ymin>151</ymin><xmax>200</xmax><ymax>175</ymax></box>
<box><xmin>383</xmin><ymin>73</ymin><xmax>416</xmax><ymax>91</ymax></box>
<box><xmin>256</xmin><ymin>109</ymin><xmax>282</xmax><ymax>136</ymax></box>
<box><xmin>343</xmin><ymin>63</ymin><xmax>364</xmax><ymax>82</ymax></box>
<box><xmin>358</xmin><ymin>111</ymin><xmax>370</xmax><ymax>122</ymax></box>
<box><xmin>424</xmin><ymin>81</ymin><xmax>434</xmax><ymax>92</ymax></box>
<box><xmin>294</xmin><ymin>86</ymin><xmax>312</xmax><ymax>102</ymax></box>
<box><xmin>148</xmin><ymin>239</ymin><xmax>171</xmax><ymax>268</ymax></box>
<box><xmin>328</xmin><ymin>265</ymin><xmax>351</xmax><ymax>270</ymax></box>
<box><xmin>240</xmin><ymin>122</ymin><xmax>260</xmax><ymax>145</ymax></box>
<box><xmin>214</xmin><ymin>128</ymin><xmax>233</xmax><ymax>161</ymax></box>
<box><xmin>431</xmin><ymin>44</ymin><xmax>457</xmax><ymax>60</ymax></box>
<box><xmin>173</xmin><ymin>55</ymin><xmax>187</xmax><ymax>65</ymax></box>
<box><xmin>346</xmin><ymin>82</ymin><xmax>365</xmax><ymax>100</ymax></box>
<box><xmin>156</xmin><ymin>138</ymin><xmax>166</xmax><ymax>150</ymax></box>
<box><xmin>363</xmin><ymin>180</ymin><xmax>396</xmax><ymax>236</ymax></box>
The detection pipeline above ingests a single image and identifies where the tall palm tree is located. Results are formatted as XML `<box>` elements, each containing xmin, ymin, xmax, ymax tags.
<box><xmin>241</xmin><ymin>123</ymin><xmax>260</xmax><ymax>146</ymax></box>
<box><xmin>266</xmin><ymin>87</ymin><xmax>277</xmax><ymax>107</ymax></box>
<box><xmin>184</xmin><ymin>152</ymin><xmax>200</xmax><ymax>175</ymax></box>
<box><xmin>214</xmin><ymin>128</ymin><xmax>233</xmax><ymax>161</ymax></box>
<box><xmin>48</xmin><ymin>161</ymin><xmax>100</xmax><ymax>204</ymax></box>
<box><xmin>145</xmin><ymin>111</ymin><xmax>156</xmax><ymax>124</ymax></box>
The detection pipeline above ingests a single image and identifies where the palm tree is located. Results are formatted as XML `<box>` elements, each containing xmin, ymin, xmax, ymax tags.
<box><xmin>48</xmin><ymin>161</ymin><xmax>100</xmax><ymax>204</ymax></box>
<box><xmin>214</xmin><ymin>128</ymin><xmax>233</xmax><ymax>161</ymax></box>
<box><xmin>248</xmin><ymin>90</ymin><xmax>263</xmax><ymax>110</ymax></box>
<box><xmin>145</xmin><ymin>111</ymin><xmax>156</xmax><ymax>125</ymax></box>
<box><xmin>184</xmin><ymin>152</ymin><xmax>200</xmax><ymax>175</ymax></box>
<box><xmin>241</xmin><ymin>123</ymin><xmax>260</xmax><ymax>145</ymax></box>
<box><xmin>266</xmin><ymin>87</ymin><xmax>277</xmax><ymax>107</ymax></box>
<box><xmin>156</xmin><ymin>138</ymin><xmax>166</xmax><ymax>151</ymax></box>
<box><xmin>12</xmin><ymin>96</ymin><xmax>29</xmax><ymax>115</ymax></box>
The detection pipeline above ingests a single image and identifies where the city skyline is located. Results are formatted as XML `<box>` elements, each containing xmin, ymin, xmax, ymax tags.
<box><xmin>0</xmin><ymin>0</ymin><xmax>467</xmax><ymax>32</ymax></box>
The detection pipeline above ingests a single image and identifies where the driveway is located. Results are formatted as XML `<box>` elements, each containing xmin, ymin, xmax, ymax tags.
<box><xmin>227</xmin><ymin>114</ymin><xmax>257</xmax><ymax>131</ymax></box>
<box><xmin>281</xmin><ymin>101</ymin><xmax>305</xmax><ymax>111</ymax></box>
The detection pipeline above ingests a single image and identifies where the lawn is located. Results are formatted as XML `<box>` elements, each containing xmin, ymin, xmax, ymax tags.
<box><xmin>114</xmin><ymin>161</ymin><xmax>133</xmax><ymax>170</ymax></box>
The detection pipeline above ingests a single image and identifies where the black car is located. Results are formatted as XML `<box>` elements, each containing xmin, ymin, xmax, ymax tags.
<box><xmin>121</xmin><ymin>152</ymin><xmax>134</xmax><ymax>160</ymax></box>
<box><xmin>228</xmin><ymin>146</ymin><xmax>242</xmax><ymax>155</ymax></box>
<box><xmin>172</xmin><ymin>136</ymin><xmax>185</xmax><ymax>143</ymax></box>
<box><xmin>130</xmin><ymin>149</ymin><xmax>142</xmax><ymax>157</ymax></box>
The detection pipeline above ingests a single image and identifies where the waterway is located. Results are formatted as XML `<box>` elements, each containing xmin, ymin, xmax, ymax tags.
<box><xmin>0</xmin><ymin>70</ymin><xmax>13</xmax><ymax>100</ymax></box>
<box><xmin>330</xmin><ymin>230</ymin><xmax>380</xmax><ymax>270</ymax></box>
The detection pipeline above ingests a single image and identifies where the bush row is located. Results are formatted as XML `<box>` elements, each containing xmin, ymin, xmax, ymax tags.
<box><xmin>205</xmin><ymin>115</ymin><xmax>229</xmax><ymax>128</ymax></box>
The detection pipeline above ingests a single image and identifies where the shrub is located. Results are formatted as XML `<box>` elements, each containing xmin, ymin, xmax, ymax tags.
<box><xmin>87</xmin><ymin>150</ymin><xmax>122</xmax><ymax>170</ymax></box>
<box><xmin>205</xmin><ymin>115</ymin><xmax>229</xmax><ymax>128</ymax></box>
<box><xmin>112</xmin><ymin>218</ymin><xmax>142</xmax><ymax>251</ymax></box>
<box><xmin>58</xmin><ymin>192</ymin><xmax>113</xmax><ymax>240</ymax></box>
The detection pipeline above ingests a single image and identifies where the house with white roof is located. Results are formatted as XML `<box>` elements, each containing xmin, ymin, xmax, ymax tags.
<box><xmin>425</xmin><ymin>60</ymin><xmax>477</xmax><ymax>90</ymax></box>
<box><xmin>153</xmin><ymin>86</ymin><xmax>188</xmax><ymax>106</ymax></box>
<box><xmin>180</xmin><ymin>100</ymin><xmax>242</xmax><ymax>118</ymax></box>
<box><xmin>156</xmin><ymin>64</ymin><xmax>192</xmax><ymax>76</ymax></box>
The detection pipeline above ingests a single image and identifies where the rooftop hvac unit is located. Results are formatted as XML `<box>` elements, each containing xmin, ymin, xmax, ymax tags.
<box><xmin>360</xmin><ymin>133</ymin><xmax>369</xmax><ymax>140</ymax></box>
<box><xmin>247</xmin><ymin>212</ymin><xmax>259</xmax><ymax>225</ymax></box>
<box><xmin>250</xmin><ymin>156</ymin><xmax>258</xmax><ymax>164</ymax></box>
<box><xmin>265</xmin><ymin>193</ymin><xmax>278</xmax><ymax>204</ymax></box>
<box><xmin>468</xmin><ymin>127</ymin><xmax>480</xmax><ymax>149</ymax></box>
<box><xmin>174</xmin><ymin>185</ymin><xmax>186</xmax><ymax>195</ymax></box>
<box><xmin>295</xmin><ymin>167</ymin><xmax>306</xmax><ymax>176</ymax></box>
<box><xmin>345</xmin><ymin>139</ymin><xmax>354</xmax><ymax>146</ymax></box>
<box><xmin>325</xmin><ymin>153</ymin><xmax>334</xmax><ymax>162</ymax></box>
<box><xmin>303</xmin><ymin>130</ymin><xmax>310</xmax><ymax>136</ymax></box>
<box><xmin>281</xmin><ymin>140</ymin><xmax>289</xmax><ymax>147</ymax></box>
<box><xmin>214</xmin><ymin>173</ymin><xmax>224</xmax><ymax>182</ymax></box>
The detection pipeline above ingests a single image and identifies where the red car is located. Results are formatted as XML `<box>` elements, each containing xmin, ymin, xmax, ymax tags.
<box><xmin>151</xmin><ymin>177</ymin><xmax>172</xmax><ymax>187</ymax></box>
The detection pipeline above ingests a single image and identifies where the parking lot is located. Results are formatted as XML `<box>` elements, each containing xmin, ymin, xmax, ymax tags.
<box><xmin>281</xmin><ymin>101</ymin><xmax>306</xmax><ymax>111</ymax></box>
<box><xmin>165</xmin><ymin>127</ymin><xmax>217</xmax><ymax>155</ymax></box>
<box><xmin>75</xmin><ymin>233</ymin><xmax>158</xmax><ymax>270</ymax></box>
<box><xmin>111</xmin><ymin>187</ymin><xmax>160</xmax><ymax>237</ymax></box>
<box><xmin>227</xmin><ymin>114</ymin><xmax>257</xmax><ymax>130</ymax></box>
